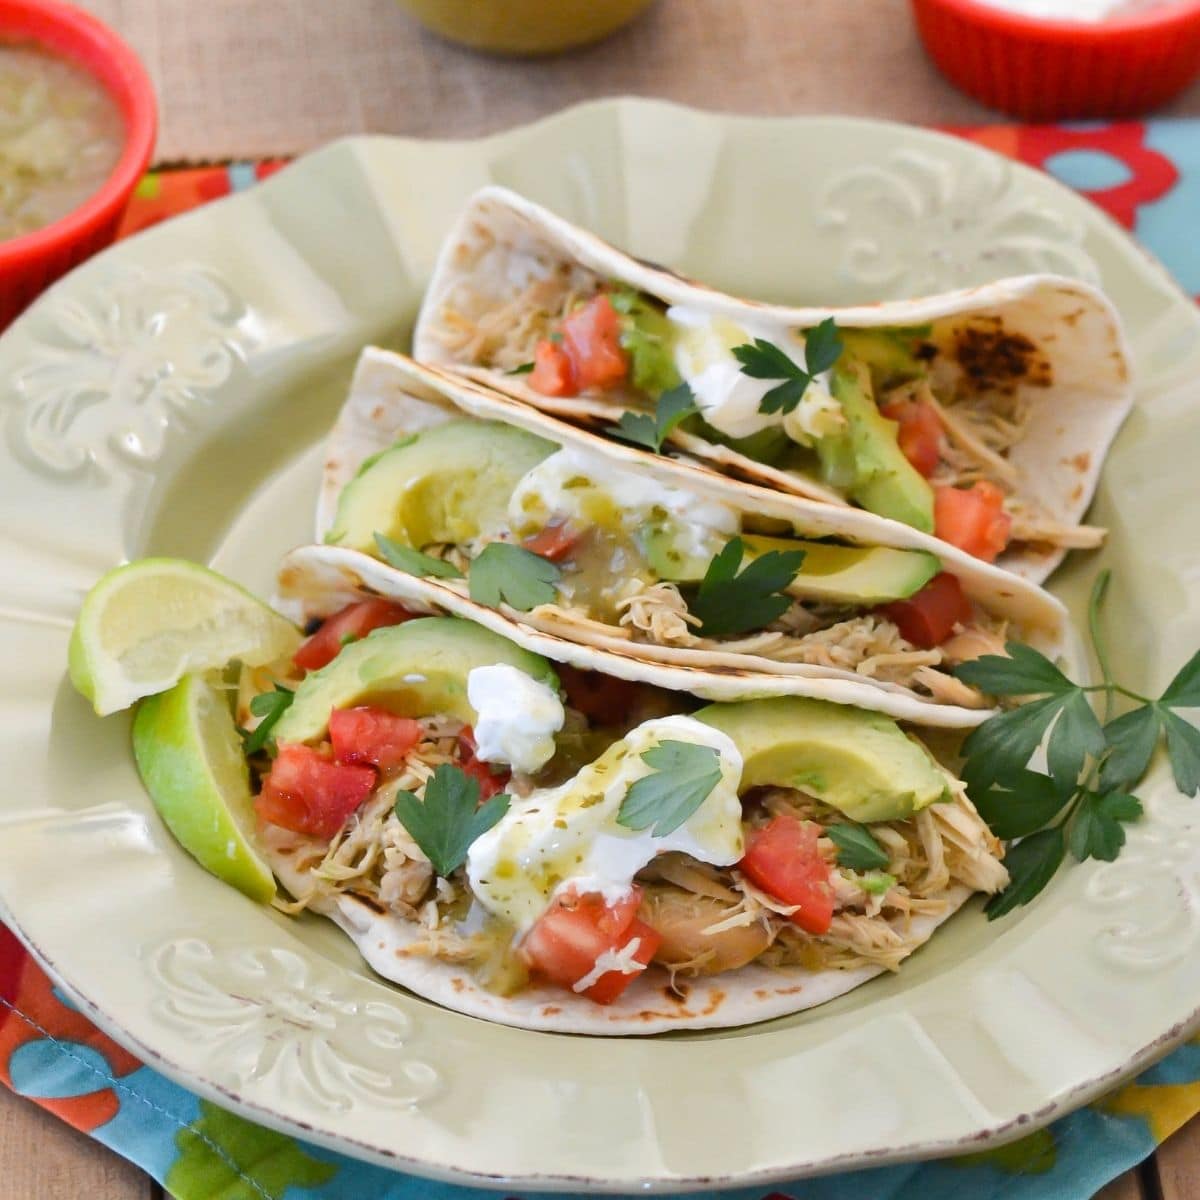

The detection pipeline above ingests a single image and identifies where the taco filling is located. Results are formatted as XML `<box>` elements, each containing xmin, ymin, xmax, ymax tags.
<box><xmin>434</xmin><ymin>280</ymin><xmax>1100</xmax><ymax>563</ymax></box>
<box><xmin>251</xmin><ymin>613</ymin><xmax>1006</xmax><ymax>1010</ymax></box>
<box><xmin>323</xmin><ymin>410</ymin><xmax>1028</xmax><ymax>710</ymax></box>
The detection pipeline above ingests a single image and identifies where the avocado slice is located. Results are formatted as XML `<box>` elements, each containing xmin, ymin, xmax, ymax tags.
<box><xmin>645</xmin><ymin>527</ymin><xmax>938</xmax><ymax>605</ymax></box>
<box><xmin>273</xmin><ymin>616</ymin><xmax>559</xmax><ymax>745</ymax></box>
<box><xmin>694</xmin><ymin>697</ymin><xmax>950</xmax><ymax>823</ymax></box>
<box><xmin>327</xmin><ymin>420</ymin><xmax>557</xmax><ymax>554</ymax></box>
<box><xmin>839</xmin><ymin>327</ymin><xmax>930</xmax><ymax>388</ymax></box>
<box><xmin>741</xmin><ymin>535</ymin><xmax>939</xmax><ymax>604</ymax></box>
<box><xmin>817</xmin><ymin>358</ymin><xmax>935</xmax><ymax>534</ymax></box>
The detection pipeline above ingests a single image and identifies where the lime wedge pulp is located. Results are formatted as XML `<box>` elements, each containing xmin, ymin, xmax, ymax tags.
<box><xmin>69</xmin><ymin>558</ymin><xmax>302</xmax><ymax>716</ymax></box>
<box><xmin>133</xmin><ymin>673</ymin><xmax>276</xmax><ymax>903</ymax></box>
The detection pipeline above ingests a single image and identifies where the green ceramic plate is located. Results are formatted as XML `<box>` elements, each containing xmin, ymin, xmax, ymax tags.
<box><xmin>0</xmin><ymin>101</ymin><xmax>1197</xmax><ymax>1192</ymax></box>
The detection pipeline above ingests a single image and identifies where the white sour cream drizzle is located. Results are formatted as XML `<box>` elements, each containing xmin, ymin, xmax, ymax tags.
<box><xmin>466</xmin><ymin>715</ymin><xmax>745</xmax><ymax>934</ymax></box>
<box><xmin>466</xmin><ymin>664</ymin><xmax>565</xmax><ymax>774</ymax></box>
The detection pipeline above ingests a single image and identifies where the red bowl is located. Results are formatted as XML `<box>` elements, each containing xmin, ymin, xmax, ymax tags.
<box><xmin>911</xmin><ymin>0</ymin><xmax>1200</xmax><ymax>120</ymax></box>
<box><xmin>0</xmin><ymin>0</ymin><xmax>156</xmax><ymax>327</ymax></box>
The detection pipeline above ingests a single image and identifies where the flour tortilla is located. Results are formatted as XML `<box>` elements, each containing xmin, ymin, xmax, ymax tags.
<box><xmin>412</xmin><ymin>185</ymin><xmax>1133</xmax><ymax>583</ymax></box>
<box><xmin>266</xmin><ymin>843</ymin><xmax>971</xmax><ymax>1035</ymax></box>
<box><xmin>303</xmin><ymin>347</ymin><xmax>1069</xmax><ymax>728</ymax></box>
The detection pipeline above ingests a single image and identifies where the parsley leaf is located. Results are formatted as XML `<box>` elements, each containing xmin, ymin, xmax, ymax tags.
<box><xmin>507</xmin><ymin>362</ymin><xmax>535</xmax><ymax>375</ymax></box>
<box><xmin>960</xmin><ymin>694</ymin><xmax>1071</xmax><ymax>794</ymax></box>
<box><xmin>375</xmin><ymin>533</ymin><xmax>464</xmax><ymax>580</ymax></box>
<box><xmin>985</xmin><ymin>828</ymin><xmax>1064</xmax><ymax>920</ymax></box>
<box><xmin>1098</xmin><ymin>705</ymin><xmax>1161</xmax><ymax>792</ymax></box>
<box><xmin>687</xmin><ymin>537</ymin><xmax>806</xmax><ymax>638</ymax></box>
<box><xmin>827</xmin><ymin>824</ymin><xmax>889</xmax><ymax>871</ymax></box>
<box><xmin>392</xmin><ymin>763</ymin><xmax>510</xmax><ymax>879</ymax></box>
<box><xmin>608</xmin><ymin>384</ymin><xmax>698</xmax><ymax>453</ymax></box>
<box><xmin>239</xmin><ymin>686</ymin><xmax>294</xmax><ymax>756</ymax></box>
<box><xmin>1161</xmin><ymin>648</ymin><xmax>1200</xmax><ymax>708</ymax></box>
<box><xmin>617</xmin><ymin>740</ymin><xmax>723</xmax><ymax>837</ymax></box>
<box><xmin>731</xmin><ymin>318</ymin><xmax>843</xmax><ymax>415</ymax></box>
<box><xmin>803</xmin><ymin>318</ymin><xmax>846</xmax><ymax>375</ymax></box>
<box><xmin>1163</xmin><ymin>708</ymin><xmax>1200</xmax><ymax>796</ymax></box>
<box><xmin>1068</xmin><ymin>791</ymin><xmax>1143</xmax><ymax>863</ymax></box>
<box><xmin>971</xmin><ymin>770</ymin><xmax>1071</xmax><ymax>840</ymax></box>
<box><xmin>468</xmin><ymin>543</ymin><xmax>561</xmax><ymax>612</ymax></box>
<box><xmin>952</xmin><ymin>643</ymin><xmax>1076</xmax><ymax>697</ymax></box>
<box><xmin>1046</xmin><ymin>691</ymin><xmax>1106</xmax><ymax>792</ymax></box>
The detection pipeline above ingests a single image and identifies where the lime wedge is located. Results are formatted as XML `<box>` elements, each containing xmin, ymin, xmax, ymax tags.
<box><xmin>133</xmin><ymin>673</ymin><xmax>276</xmax><ymax>903</ymax></box>
<box><xmin>69</xmin><ymin>558</ymin><xmax>301</xmax><ymax>716</ymax></box>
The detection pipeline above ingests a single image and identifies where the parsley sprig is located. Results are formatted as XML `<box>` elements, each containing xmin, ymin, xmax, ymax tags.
<box><xmin>238</xmin><ymin>686</ymin><xmax>294</xmax><ymax>756</ymax></box>
<box><xmin>954</xmin><ymin>571</ymin><xmax>1200</xmax><ymax>919</ymax></box>
<box><xmin>732</xmin><ymin>318</ymin><xmax>843</xmax><ymax>416</ymax></box>
<box><xmin>392</xmin><ymin>763</ymin><xmax>510</xmax><ymax>879</ymax></box>
<box><xmin>687</xmin><ymin>537</ymin><xmax>806</xmax><ymax>637</ymax></box>
<box><xmin>617</xmin><ymin>740</ymin><xmax>723</xmax><ymax>837</ymax></box>
<box><xmin>468</xmin><ymin>542</ymin><xmax>561</xmax><ymax>612</ymax></box>
<box><xmin>607</xmin><ymin>383</ymin><xmax>698</xmax><ymax>453</ymax></box>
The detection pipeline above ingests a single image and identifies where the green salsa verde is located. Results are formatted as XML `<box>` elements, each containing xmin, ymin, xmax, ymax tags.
<box><xmin>0</xmin><ymin>45</ymin><xmax>124</xmax><ymax>241</ymax></box>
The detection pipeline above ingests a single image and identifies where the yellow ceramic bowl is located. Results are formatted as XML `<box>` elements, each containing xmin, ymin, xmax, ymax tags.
<box><xmin>396</xmin><ymin>0</ymin><xmax>656</xmax><ymax>55</ymax></box>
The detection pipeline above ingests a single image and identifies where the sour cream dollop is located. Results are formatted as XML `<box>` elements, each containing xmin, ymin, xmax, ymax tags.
<box><xmin>466</xmin><ymin>715</ymin><xmax>745</xmax><ymax>933</ymax></box>
<box><xmin>466</xmin><ymin>664</ymin><xmax>565</xmax><ymax>774</ymax></box>
<box><xmin>508</xmin><ymin>443</ymin><xmax>738</xmax><ymax>559</ymax></box>
<box><xmin>668</xmin><ymin>307</ymin><xmax>845</xmax><ymax>446</ymax></box>
<box><xmin>971</xmin><ymin>0</ymin><xmax>1177</xmax><ymax>21</ymax></box>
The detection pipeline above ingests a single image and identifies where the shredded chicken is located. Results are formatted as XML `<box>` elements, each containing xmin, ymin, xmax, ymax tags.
<box><xmin>616</xmin><ymin>581</ymin><xmax>701</xmax><ymax>645</ymax></box>
<box><xmin>896</xmin><ymin>380</ymin><xmax>1022</xmax><ymax>488</ymax></box>
<box><xmin>432</xmin><ymin>251</ymin><xmax>599</xmax><ymax>372</ymax></box>
<box><xmin>1007</xmin><ymin>502</ymin><xmax>1107</xmax><ymax>550</ymax></box>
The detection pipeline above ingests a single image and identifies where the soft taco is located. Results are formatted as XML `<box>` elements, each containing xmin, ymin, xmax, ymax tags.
<box><xmin>412</xmin><ymin>186</ymin><xmax>1133</xmax><ymax>582</ymax></box>
<box><xmin>307</xmin><ymin>347</ymin><xmax>1070</xmax><ymax>726</ymax></box>
<box><xmin>250</xmin><ymin>588</ymin><xmax>1007</xmax><ymax>1034</ymax></box>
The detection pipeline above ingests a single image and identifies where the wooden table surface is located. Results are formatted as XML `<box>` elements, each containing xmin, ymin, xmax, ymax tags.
<box><xmin>6</xmin><ymin>2</ymin><xmax>1199</xmax><ymax>1196</ymax></box>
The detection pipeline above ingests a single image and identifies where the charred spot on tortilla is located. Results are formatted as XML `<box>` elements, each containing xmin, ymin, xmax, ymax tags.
<box><xmin>1065</xmin><ymin>451</ymin><xmax>1092</xmax><ymax>474</ymax></box>
<box><xmin>954</xmin><ymin>321</ymin><xmax>1052</xmax><ymax>392</ymax></box>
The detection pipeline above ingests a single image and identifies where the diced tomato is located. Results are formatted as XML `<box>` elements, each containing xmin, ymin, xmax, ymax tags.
<box><xmin>528</xmin><ymin>338</ymin><xmax>576</xmax><ymax>396</ymax></box>
<box><xmin>880</xmin><ymin>395</ymin><xmax>942</xmax><ymax>478</ymax></box>
<box><xmin>521</xmin><ymin>521</ymin><xmax>582</xmax><ymax>562</ymax></box>
<box><xmin>879</xmin><ymin>572</ymin><xmax>973</xmax><ymax>649</ymax></box>
<box><xmin>457</xmin><ymin>726</ymin><xmax>511</xmax><ymax>801</ymax></box>
<box><xmin>329</xmin><ymin>706</ymin><xmax>422</xmax><ymax>770</ymax></box>
<box><xmin>556</xmin><ymin>664</ymin><xmax>649</xmax><ymax>725</ymax></box>
<box><xmin>560</xmin><ymin>295</ymin><xmax>629</xmax><ymax>391</ymax></box>
<box><xmin>739</xmin><ymin>816</ymin><xmax>834</xmax><ymax>936</ymax></box>
<box><xmin>293</xmin><ymin>599</ymin><xmax>416</xmax><ymax>672</ymax></box>
<box><xmin>933</xmin><ymin>481</ymin><xmax>1013</xmax><ymax>564</ymax></box>
<box><xmin>255</xmin><ymin>743</ymin><xmax>376</xmax><ymax>838</ymax></box>
<box><xmin>521</xmin><ymin>888</ymin><xmax>660</xmax><ymax>1005</ymax></box>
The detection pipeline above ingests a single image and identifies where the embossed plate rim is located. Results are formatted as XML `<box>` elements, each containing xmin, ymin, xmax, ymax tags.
<box><xmin>0</xmin><ymin>101</ymin><xmax>1197</xmax><ymax>1191</ymax></box>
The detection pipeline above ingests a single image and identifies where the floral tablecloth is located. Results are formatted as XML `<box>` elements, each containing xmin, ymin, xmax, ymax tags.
<box><xmin>7</xmin><ymin>120</ymin><xmax>1200</xmax><ymax>1200</ymax></box>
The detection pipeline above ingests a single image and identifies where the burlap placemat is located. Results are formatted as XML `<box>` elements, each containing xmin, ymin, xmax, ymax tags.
<box><xmin>77</xmin><ymin>0</ymin><xmax>1200</xmax><ymax>165</ymax></box>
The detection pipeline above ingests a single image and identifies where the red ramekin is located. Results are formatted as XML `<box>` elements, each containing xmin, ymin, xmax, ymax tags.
<box><xmin>0</xmin><ymin>0</ymin><xmax>156</xmax><ymax>327</ymax></box>
<box><xmin>911</xmin><ymin>0</ymin><xmax>1200</xmax><ymax>120</ymax></box>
